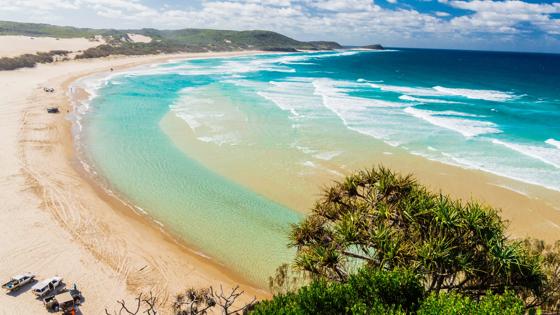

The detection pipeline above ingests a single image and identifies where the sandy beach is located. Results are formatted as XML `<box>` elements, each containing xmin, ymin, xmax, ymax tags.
<box><xmin>1</xmin><ymin>43</ymin><xmax>559</xmax><ymax>314</ymax></box>
<box><xmin>0</xmin><ymin>51</ymin><xmax>266</xmax><ymax>314</ymax></box>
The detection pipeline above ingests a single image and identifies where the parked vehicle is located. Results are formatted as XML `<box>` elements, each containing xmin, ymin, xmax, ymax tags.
<box><xmin>31</xmin><ymin>276</ymin><xmax>62</xmax><ymax>297</ymax></box>
<box><xmin>2</xmin><ymin>273</ymin><xmax>35</xmax><ymax>292</ymax></box>
<box><xmin>44</xmin><ymin>284</ymin><xmax>82</xmax><ymax>314</ymax></box>
<box><xmin>47</xmin><ymin>107</ymin><xmax>60</xmax><ymax>114</ymax></box>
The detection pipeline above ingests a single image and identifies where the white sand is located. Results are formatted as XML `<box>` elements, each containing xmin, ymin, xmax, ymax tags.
<box><xmin>0</xmin><ymin>51</ymin><xmax>266</xmax><ymax>314</ymax></box>
<box><xmin>0</xmin><ymin>36</ymin><xmax>103</xmax><ymax>58</ymax></box>
<box><xmin>127</xmin><ymin>33</ymin><xmax>152</xmax><ymax>43</ymax></box>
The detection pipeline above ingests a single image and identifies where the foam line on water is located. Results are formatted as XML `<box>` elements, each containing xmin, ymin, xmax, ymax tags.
<box><xmin>170</xmin><ymin>87</ymin><xmax>241</xmax><ymax>146</ymax></box>
<box><xmin>120</xmin><ymin>50</ymin><xmax>367</xmax><ymax>78</ymax></box>
<box><xmin>432</xmin><ymin>86</ymin><xmax>516</xmax><ymax>102</ymax></box>
<box><xmin>313</xmin><ymin>151</ymin><xmax>343</xmax><ymax>161</ymax></box>
<box><xmin>399</xmin><ymin>95</ymin><xmax>462</xmax><ymax>104</ymax></box>
<box><xmin>370</xmin><ymin>82</ymin><xmax>517</xmax><ymax>102</ymax></box>
<box><xmin>545</xmin><ymin>138</ymin><xmax>560</xmax><ymax>149</ymax></box>
<box><xmin>404</xmin><ymin>107</ymin><xmax>501</xmax><ymax>138</ymax></box>
<box><xmin>492</xmin><ymin>139</ymin><xmax>560</xmax><ymax>169</ymax></box>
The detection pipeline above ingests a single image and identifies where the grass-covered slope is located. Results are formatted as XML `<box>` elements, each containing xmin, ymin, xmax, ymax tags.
<box><xmin>0</xmin><ymin>20</ymin><xmax>342</xmax><ymax>70</ymax></box>
<box><xmin>0</xmin><ymin>20</ymin><xmax>341</xmax><ymax>54</ymax></box>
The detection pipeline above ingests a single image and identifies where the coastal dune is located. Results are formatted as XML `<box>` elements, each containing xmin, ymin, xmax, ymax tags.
<box><xmin>0</xmin><ymin>52</ymin><xmax>264</xmax><ymax>314</ymax></box>
<box><xmin>0</xmin><ymin>35</ymin><xmax>102</xmax><ymax>58</ymax></box>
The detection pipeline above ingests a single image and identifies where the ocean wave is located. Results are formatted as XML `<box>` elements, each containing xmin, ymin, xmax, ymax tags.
<box><xmin>399</xmin><ymin>95</ymin><xmax>462</xmax><ymax>104</ymax></box>
<box><xmin>314</xmin><ymin>79</ymin><xmax>405</xmax><ymax>108</ymax></box>
<box><xmin>370</xmin><ymin>82</ymin><xmax>517</xmax><ymax>102</ymax></box>
<box><xmin>404</xmin><ymin>107</ymin><xmax>501</xmax><ymax>138</ymax></box>
<box><xmin>371</xmin><ymin>83</ymin><xmax>442</xmax><ymax>96</ymax></box>
<box><xmin>312</xmin><ymin>78</ymin><xmax>410</xmax><ymax>145</ymax></box>
<box><xmin>257</xmin><ymin>79</ymin><xmax>325</xmax><ymax>119</ymax></box>
<box><xmin>431</xmin><ymin>149</ymin><xmax>560</xmax><ymax>192</ymax></box>
<box><xmin>492</xmin><ymin>139</ymin><xmax>560</xmax><ymax>169</ymax></box>
<box><xmin>545</xmin><ymin>138</ymin><xmax>560</xmax><ymax>149</ymax></box>
<box><xmin>121</xmin><ymin>51</ymin><xmax>364</xmax><ymax>78</ymax></box>
<box><xmin>432</xmin><ymin>86</ymin><xmax>516</xmax><ymax>102</ymax></box>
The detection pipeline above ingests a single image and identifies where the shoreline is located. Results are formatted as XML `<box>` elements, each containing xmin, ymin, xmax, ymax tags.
<box><xmin>2</xmin><ymin>49</ymin><xmax>559</xmax><ymax>313</ymax></box>
<box><xmin>157</xmin><ymin>84</ymin><xmax>560</xmax><ymax>243</ymax></box>
<box><xmin>58</xmin><ymin>52</ymin><xmax>276</xmax><ymax>295</ymax></box>
<box><xmin>0</xmin><ymin>51</ymin><xmax>269</xmax><ymax>314</ymax></box>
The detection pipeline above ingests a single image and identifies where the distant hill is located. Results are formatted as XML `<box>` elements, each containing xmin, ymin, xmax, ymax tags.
<box><xmin>361</xmin><ymin>44</ymin><xmax>384</xmax><ymax>50</ymax></box>
<box><xmin>0</xmin><ymin>21</ymin><xmax>342</xmax><ymax>57</ymax></box>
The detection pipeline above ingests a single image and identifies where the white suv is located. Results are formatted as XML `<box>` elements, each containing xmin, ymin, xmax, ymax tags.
<box><xmin>31</xmin><ymin>276</ymin><xmax>63</xmax><ymax>297</ymax></box>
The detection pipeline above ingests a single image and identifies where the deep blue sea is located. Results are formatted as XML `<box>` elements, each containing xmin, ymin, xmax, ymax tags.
<box><xmin>75</xmin><ymin>48</ymin><xmax>560</xmax><ymax>287</ymax></box>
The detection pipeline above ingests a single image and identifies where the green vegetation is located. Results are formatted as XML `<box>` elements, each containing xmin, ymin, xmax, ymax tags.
<box><xmin>261</xmin><ymin>166</ymin><xmax>560</xmax><ymax>314</ymax></box>
<box><xmin>417</xmin><ymin>291</ymin><xmax>524</xmax><ymax>315</ymax></box>
<box><xmin>75</xmin><ymin>28</ymin><xmax>340</xmax><ymax>59</ymax></box>
<box><xmin>0</xmin><ymin>20</ymin><xmax>342</xmax><ymax>66</ymax></box>
<box><xmin>0</xmin><ymin>50</ymin><xmax>69</xmax><ymax>71</ymax></box>
<box><xmin>253</xmin><ymin>268</ymin><xmax>525</xmax><ymax>314</ymax></box>
<box><xmin>105</xmin><ymin>166</ymin><xmax>560</xmax><ymax>314</ymax></box>
<box><xmin>287</xmin><ymin>167</ymin><xmax>543</xmax><ymax>297</ymax></box>
<box><xmin>0</xmin><ymin>21</ymin><xmax>103</xmax><ymax>38</ymax></box>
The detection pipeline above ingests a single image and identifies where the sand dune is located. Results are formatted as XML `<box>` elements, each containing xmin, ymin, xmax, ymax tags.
<box><xmin>127</xmin><ymin>33</ymin><xmax>152</xmax><ymax>43</ymax></box>
<box><xmin>0</xmin><ymin>35</ymin><xmax>103</xmax><ymax>58</ymax></box>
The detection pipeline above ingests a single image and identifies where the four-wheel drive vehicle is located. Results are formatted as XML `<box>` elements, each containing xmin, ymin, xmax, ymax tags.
<box><xmin>31</xmin><ymin>276</ymin><xmax>62</xmax><ymax>297</ymax></box>
<box><xmin>2</xmin><ymin>273</ymin><xmax>35</xmax><ymax>292</ymax></box>
<box><xmin>44</xmin><ymin>287</ymin><xmax>82</xmax><ymax>314</ymax></box>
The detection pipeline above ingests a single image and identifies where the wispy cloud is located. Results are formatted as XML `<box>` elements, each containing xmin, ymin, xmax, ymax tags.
<box><xmin>0</xmin><ymin>0</ymin><xmax>559</xmax><ymax>52</ymax></box>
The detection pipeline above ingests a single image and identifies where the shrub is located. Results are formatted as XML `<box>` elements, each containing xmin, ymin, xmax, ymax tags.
<box><xmin>288</xmin><ymin>166</ymin><xmax>544</xmax><ymax>298</ymax></box>
<box><xmin>0</xmin><ymin>50</ymin><xmax>69</xmax><ymax>71</ymax></box>
<box><xmin>252</xmin><ymin>268</ymin><xmax>421</xmax><ymax>314</ymax></box>
<box><xmin>417</xmin><ymin>291</ymin><xmax>524</xmax><ymax>315</ymax></box>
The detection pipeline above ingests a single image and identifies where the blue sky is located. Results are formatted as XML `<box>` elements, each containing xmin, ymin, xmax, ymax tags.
<box><xmin>1</xmin><ymin>0</ymin><xmax>559</xmax><ymax>53</ymax></box>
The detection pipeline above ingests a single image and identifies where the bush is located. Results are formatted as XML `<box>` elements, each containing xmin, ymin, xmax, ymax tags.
<box><xmin>252</xmin><ymin>268</ymin><xmax>421</xmax><ymax>314</ymax></box>
<box><xmin>288</xmin><ymin>166</ymin><xmax>544</xmax><ymax>298</ymax></box>
<box><xmin>417</xmin><ymin>291</ymin><xmax>524</xmax><ymax>315</ymax></box>
<box><xmin>252</xmin><ymin>268</ymin><xmax>525</xmax><ymax>314</ymax></box>
<box><xmin>0</xmin><ymin>50</ymin><xmax>69</xmax><ymax>71</ymax></box>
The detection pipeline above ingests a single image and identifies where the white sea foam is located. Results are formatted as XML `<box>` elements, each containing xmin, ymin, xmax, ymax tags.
<box><xmin>170</xmin><ymin>87</ymin><xmax>242</xmax><ymax>146</ymax></box>
<box><xmin>399</xmin><ymin>95</ymin><xmax>462</xmax><ymax>104</ymax></box>
<box><xmin>315</xmin><ymin>79</ymin><xmax>405</xmax><ymax>108</ymax></box>
<box><xmin>122</xmin><ymin>50</ymin><xmax>364</xmax><ymax>78</ymax></box>
<box><xmin>404</xmin><ymin>107</ymin><xmax>501</xmax><ymax>138</ymax></box>
<box><xmin>302</xmin><ymin>161</ymin><xmax>317</xmax><ymax>168</ymax></box>
<box><xmin>432</xmin><ymin>86</ymin><xmax>516</xmax><ymax>102</ymax></box>
<box><xmin>545</xmin><ymin>138</ymin><xmax>560</xmax><ymax>149</ymax></box>
<box><xmin>490</xmin><ymin>183</ymin><xmax>529</xmax><ymax>197</ymax></box>
<box><xmin>258</xmin><ymin>92</ymin><xmax>301</xmax><ymax>117</ymax></box>
<box><xmin>492</xmin><ymin>139</ymin><xmax>560</xmax><ymax>169</ymax></box>
<box><xmin>313</xmin><ymin>151</ymin><xmax>342</xmax><ymax>160</ymax></box>
<box><xmin>371</xmin><ymin>83</ymin><xmax>442</xmax><ymax>96</ymax></box>
<box><xmin>292</xmin><ymin>144</ymin><xmax>316</xmax><ymax>155</ymax></box>
<box><xmin>370</xmin><ymin>82</ymin><xmax>517</xmax><ymax>102</ymax></box>
<box><xmin>198</xmin><ymin>134</ymin><xmax>240</xmax><ymax>146</ymax></box>
<box><xmin>312</xmin><ymin>78</ymin><xmax>411</xmax><ymax>144</ymax></box>
<box><xmin>257</xmin><ymin>78</ymin><xmax>325</xmax><ymax>120</ymax></box>
<box><xmin>432</xmin><ymin>110</ymin><xmax>482</xmax><ymax>117</ymax></box>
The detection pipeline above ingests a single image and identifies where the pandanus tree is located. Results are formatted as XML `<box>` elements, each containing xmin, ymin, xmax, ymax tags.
<box><xmin>288</xmin><ymin>166</ymin><xmax>544</xmax><ymax>298</ymax></box>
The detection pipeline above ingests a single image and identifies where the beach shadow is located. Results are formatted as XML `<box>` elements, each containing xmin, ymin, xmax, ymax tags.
<box><xmin>6</xmin><ymin>279</ymin><xmax>37</xmax><ymax>297</ymax></box>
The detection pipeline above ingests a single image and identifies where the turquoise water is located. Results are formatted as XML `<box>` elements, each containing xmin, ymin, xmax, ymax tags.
<box><xmin>77</xmin><ymin>49</ymin><xmax>560</xmax><ymax>286</ymax></box>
